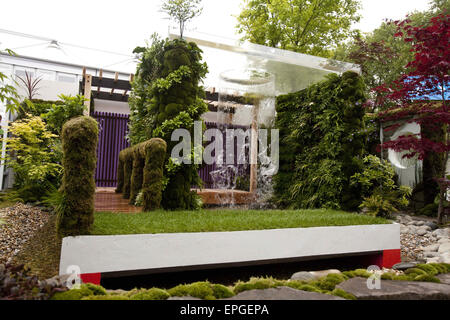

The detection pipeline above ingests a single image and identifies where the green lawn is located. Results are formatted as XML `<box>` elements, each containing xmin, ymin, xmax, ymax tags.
<box><xmin>90</xmin><ymin>209</ymin><xmax>390</xmax><ymax>235</ymax></box>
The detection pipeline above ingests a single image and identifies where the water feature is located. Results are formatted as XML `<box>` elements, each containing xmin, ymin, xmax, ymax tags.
<box><xmin>210</xmin><ymin>69</ymin><xmax>277</xmax><ymax>207</ymax></box>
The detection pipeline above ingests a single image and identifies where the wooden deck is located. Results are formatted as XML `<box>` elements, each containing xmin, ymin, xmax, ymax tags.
<box><xmin>95</xmin><ymin>188</ymin><xmax>255</xmax><ymax>213</ymax></box>
<box><xmin>95</xmin><ymin>188</ymin><xmax>142</xmax><ymax>213</ymax></box>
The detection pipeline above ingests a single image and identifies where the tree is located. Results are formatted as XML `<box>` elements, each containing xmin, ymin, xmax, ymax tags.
<box><xmin>162</xmin><ymin>0</ymin><xmax>203</xmax><ymax>38</ymax></box>
<box><xmin>235</xmin><ymin>0</ymin><xmax>361</xmax><ymax>58</ymax></box>
<box><xmin>376</xmin><ymin>14</ymin><xmax>449</xmax><ymax>224</ymax></box>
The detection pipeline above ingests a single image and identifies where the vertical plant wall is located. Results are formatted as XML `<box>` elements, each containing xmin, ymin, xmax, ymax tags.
<box><xmin>273</xmin><ymin>71</ymin><xmax>367</xmax><ymax>210</ymax></box>
<box><xmin>128</xmin><ymin>35</ymin><xmax>208</xmax><ymax>210</ymax></box>
<box><xmin>58</xmin><ymin>116</ymin><xmax>98</xmax><ymax>236</ymax></box>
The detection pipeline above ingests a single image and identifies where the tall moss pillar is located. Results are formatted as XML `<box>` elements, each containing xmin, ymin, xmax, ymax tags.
<box><xmin>129</xmin><ymin>144</ymin><xmax>145</xmax><ymax>205</ymax></box>
<box><xmin>58</xmin><ymin>116</ymin><xmax>98</xmax><ymax>236</ymax></box>
<box><xmin>142</xmin><ymin>138</ymin><xmax>167</xmax><ymax>211</ymax></box>
<box><xmin>122</xmin><ymin>148</ymin><xmax>133</xmax><ymax>199</ymax></box>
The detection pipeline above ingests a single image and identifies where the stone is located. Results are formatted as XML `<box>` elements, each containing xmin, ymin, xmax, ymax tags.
<box><xmin>426</xmin><ymin>257</ymin><xmax>442</xmax><ymax>263</ymax></box>
<box><xmin>438</xmin><ymin>242</ymin><xmax>450</xmax><ymax>254</ymax></box>
<box><xmin>224</xmin><ymin>287</ymin><xmax>344</xmax><ymax>300</ymax></box>
<box><xmin>425</xmin><ymin>222</ymin><xmax>439</xmax><ymax>231</ymax></box>
<box><xmin>414</xmin><ymin>221</ymin><xmax>425</xmax><ymax>226</ymax></box>
<box><xmin>440</xmin><ymin>253</ymin><xmax>450</xmax><ymax>264</ymax></box>
<box><xmin>437</xmin><ymin>274</ymin><xmax>450</xmax><ymax>285</ymax></box>
<box><xmin>336</xmin><ymin>277</ymin><xmax>450</xmax><ymax>300</ymax></box>
<box><xmin>422</xmin><ymin>244</ymin><xmax>440</xmax><ymax>252</ymax></box>
<box><xmin>168</xmin><ymin>296</ymin><xmax>201</xmax><ymax>300</ymax></box>
<box><xmin>290</xmin><ymin>271</ymin><xmax>316</xmax><ymax>282</ymax></box>
<box><xmin>392</xmin><ymin>262</ymin><xmax>417</xmax><ymax>271</ymax></box>
<box><xmin>310</xmin><ymin>269</ymin><xmax>341</xmax><ymax>279</ymax></box>
<box><xmin>416</xmin><ymin>228</ymin><xmax>428</xmax><ymax>236</ymax></box>
<box><xmin>424</xmin><ymin>251</ymin><xmax>440</xmax><ymax>258</ymax></box>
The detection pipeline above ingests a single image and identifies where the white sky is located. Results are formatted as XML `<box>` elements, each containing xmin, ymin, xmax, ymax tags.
<box><xmin>0</xmin><ymin>0</ymin><xmax>432</xmax><ymax>70</ymax></box>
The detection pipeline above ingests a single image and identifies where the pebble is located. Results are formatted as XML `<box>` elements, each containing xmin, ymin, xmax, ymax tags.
<box><xmin>396</xmin><ymin>213</ymin><xmax>450</xmax><ymax>264</ymax></box>
<box><xmin>0</xmin><ymin>203</ymin><xmax>50</xmax><ymax>264</ymax></box>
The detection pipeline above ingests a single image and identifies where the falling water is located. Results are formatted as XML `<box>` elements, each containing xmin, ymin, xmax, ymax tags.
<box><xmin>210</xmin><ymin>69</ymin><xmax>277</xmax><ymax>207</ymax></box>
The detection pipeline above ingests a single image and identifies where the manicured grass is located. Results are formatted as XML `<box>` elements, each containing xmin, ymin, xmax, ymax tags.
<box><xmin>90</xmin><ymin>209</ymin><xmax>390</xmax><ymax>235</ymax></box>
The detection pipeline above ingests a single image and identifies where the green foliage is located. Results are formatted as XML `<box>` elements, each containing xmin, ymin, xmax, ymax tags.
<box><xmin>351</xmin><ymin>155</ymin><xmax>412</xmax><ymax>217</ymax></box>
<box><xmin>129</xmin><ymin>144</ymin><xmax>146</xmax><ymax>204</ymax></box>
<box><xmin>331</xmin><ymin>288</ymin><xmax>357</xmax><ymax>300</ymax></box>
<box><xmin>119</xmin><ymin>148</ymin><xmax>134</xmax><ymax>199</ymax></box>
<box><xmin>211</xmin><ymin>284</ymin><xmax>234</xmax><ymax>299</ymax></box>
<box><xmin>236</xmin><ymin>0</ymin><xmax>361</xmax><ymax>58</ymax></box>
<box><xmin>3</xmin><ymin>115</ymin><xmax>62</xmax><ymax>202</ymax></box>
<box><xmin>129</xmin><ymin>36</ymin><xmax>207</xmax><ymax>210</ymax></box>
<box><xmin>273</xmin><ymin>71</ymin><xmax>367</xmax><ymax>210</ymax></box>
<box><xmin>313</xmin><ymin>273</ymin><xmax>349</xmax><ymax>291</ymax></box>
<box><xmin>57</xmin><ymin>116</ymin><xmax>98</xmax><ymax>236</ymax></box>
<box><xmin>359</xmin><ymin>193</ymin><xmax>398</xmax><ymax>218</ymax></box>
<box><xmin>168</xmin><ymin>281</ymin><xmax>217</xmax><ymax>300</ymax></box>
<box><xmin>233</xmin><ymin>277</ymin><xmax>285</xmax><ymax>294</ymax></box>
<box><xmin>41</xmin><ymin>95</ymin><xmax>86</xmax><ymax>135</ymax></box>
<box><xmin>342</xmin><ymin>269</ymin><xmax>372</xmax><ymax>278</ymax></box>
<box><xmin>51</xmin><ymin>284</ymin><xmax>103</xmax><ymax>300</ymax></box>
<box><xmin>0</xmin><ymin>48</ymin><xmax>20</xmax><ymax>113</ymax></box>
<box><xmin>129</xmin><ymin>288</ymin><xmax>170</xmax><ymax>300</ymax></box>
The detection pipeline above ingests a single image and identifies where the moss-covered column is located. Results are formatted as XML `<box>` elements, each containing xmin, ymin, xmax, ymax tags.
<box><xmin>122</xmin><ymin>149</ymin><xmax>133</xmax><ymax>199</ymax></box>
<box><xmin>142</xmin><ymin>138</ymin><xmax>167</xmax><ymax>211</ymax></box>
<box><xmin>129</xmin><ymin>144</ymin><xmax>145</xmax><ymax>205</ymax></box>
<box><xmin>115</xmin><ymin>150</ymin><xmax>125</xmax><ymax>193</ymax></box>
<box><xmin>58</xmin><ymin>116</ymin><xmax>98</xmax><ymax>236</ymax></box>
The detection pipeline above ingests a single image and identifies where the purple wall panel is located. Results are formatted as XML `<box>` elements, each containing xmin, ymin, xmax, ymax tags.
<box><xmin>92</xmin><ymin>114</ymin><xmax>250</xmax><ymax>189</ymax></box>
<box><xmin>93</xmin><ymin>111</ymin><xmax>130</xmax><ymax>188</ymax></box>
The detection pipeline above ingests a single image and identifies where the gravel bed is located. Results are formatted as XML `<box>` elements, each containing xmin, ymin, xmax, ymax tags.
<box><xmin>0</xmin><ymin>203</ymin><xmax>50</xmax><ymax>264</ymax></box>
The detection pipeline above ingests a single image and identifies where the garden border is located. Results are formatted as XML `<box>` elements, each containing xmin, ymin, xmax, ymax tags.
<box><xmin>59</xmin><ymin>223</ymin><xmax>400</xmax><ymax>285</ymax></box>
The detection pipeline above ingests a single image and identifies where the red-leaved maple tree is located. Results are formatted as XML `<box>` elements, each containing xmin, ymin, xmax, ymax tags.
<box><xmin>376</xmin><ymin>13</ymin><xmax>449</xmax><ymax>224</ymax></box>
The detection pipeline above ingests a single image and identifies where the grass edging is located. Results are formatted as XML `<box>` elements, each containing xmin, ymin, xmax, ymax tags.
<box><xmin>90</xmin><ymin>209</ymin><xmax>390</xmax><ymax>235</ymax></box>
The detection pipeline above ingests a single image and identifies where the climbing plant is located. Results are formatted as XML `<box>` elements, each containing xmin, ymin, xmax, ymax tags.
<box><xmin>273</xmin><ymin>71</ymin><xmax>367</xmax><ymax>210</ymax></box>
<box><xmin>129</xmin><ymin>35</ymin><xmax>208</xmax><ymax>210</ymax></box>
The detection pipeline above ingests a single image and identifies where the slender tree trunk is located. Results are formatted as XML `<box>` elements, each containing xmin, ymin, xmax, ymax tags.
<box><xmin>437</xmin><ymin>84</ymin><xmax>448</xmax><ymax>225</ymax></box>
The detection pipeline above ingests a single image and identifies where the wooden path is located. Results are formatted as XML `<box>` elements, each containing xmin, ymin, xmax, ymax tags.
<box><xmin>95</xmin><ymin>188</ymin><xmax>255</xmax><ymax>213</ymax></box>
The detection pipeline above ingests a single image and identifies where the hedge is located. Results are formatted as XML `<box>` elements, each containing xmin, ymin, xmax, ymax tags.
<box><xmin>57</xmin><ymin>116</ymin><xmax>98</xmax><ymax>236</ymax></box>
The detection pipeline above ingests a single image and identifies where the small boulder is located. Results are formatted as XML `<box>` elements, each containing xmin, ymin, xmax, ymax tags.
<box><xmin>392</xmin><ymin>262</ymin><xmax>417</xmax><ymax>271</ymax></box>
<box><xmin>225</xmin><ymin>287</ymin><xmax>344</xmax><ymax>300</ymax></box>
<box><xmin>425</xmin><ymin>222</ymin><xmax>439</xmax><ymax>231</ymax></box>
<box><xmin>438</xmin><ymin>242</ymin><xmax>450</xmax><ymax>254</ymax></box>
<box><xmin>290</xmin><ymin>271</ymin><xmax>316</xmax><ymax>282</ymax></box>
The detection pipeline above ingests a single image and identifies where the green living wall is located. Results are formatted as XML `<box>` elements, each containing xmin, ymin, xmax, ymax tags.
<box><xmin>128</xmin><ymin>35</ymin><xmax>208</xmax><ymax>210</ymax></box>
<box><xmin>273</xmin><ymin>71</ymin><xmax>367</xmax><ymax>210</ymax></box>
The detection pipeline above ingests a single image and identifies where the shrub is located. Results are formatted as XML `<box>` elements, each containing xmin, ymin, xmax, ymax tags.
<box><xmin>353</xmin><ymin>156</ymin><xmax>412</xmax><ymax>217</ymax></box>
<box><xmin>41</xmin><ymin>95</ymin><xmax>86</xmax><ymax>135</ymax></box>
<box><xmin>359</xmin><ymin>193</ymin><xmax>398</xmax><ymax>218</ymax></box>
<box><xmin>3</xmin><ymin>115</ymin><xmax>62</xmax><ymax>203</ymax></box>
<box><xmin>0</xmin><ymin>263</ymin><xmax>67</xmax><ymax>300</ymax></box>
<box><xmin>115</xmin><ymin>149</ymin><xmax>127</xmax><ymax>194</ymax></box>
<box><xmin>129</xmin><ymin>288</ymin><xmax>170</xmax><ymax>300</ymax></box>
<box><xmin>57</xmin><ymin>116</ymin><xmax>98</xmax><ymax>236</ymax></box>
<box><xmin>142</xmin><ymin>138</ymin><xmax>167</xmax><ymax>211</ymax></box>
<box><xmin>273</xmin><ymin>71</ymin><xmax>367</xmax><ymax>210</ymax></box>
